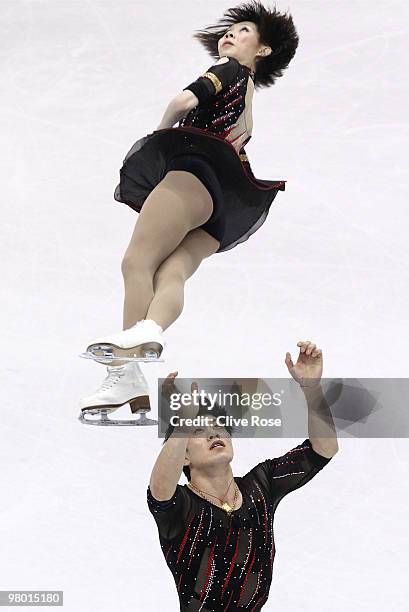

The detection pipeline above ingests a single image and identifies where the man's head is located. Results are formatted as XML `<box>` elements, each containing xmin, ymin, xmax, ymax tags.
<box><xmin>183</xmin><ymin>418</ymin><xmax>234</xmax><ymax>481</ymax></box>
<box><xmin>163</xmin><ymin>406</ymin><xmax>234</xmax><ymax>481</ymax></box>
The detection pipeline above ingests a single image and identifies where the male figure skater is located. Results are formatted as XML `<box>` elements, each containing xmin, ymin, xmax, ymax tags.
<box><xmin>147</xmin><ymin>340</ymin><xmax>338</xmax><ymax>611</ymax></box>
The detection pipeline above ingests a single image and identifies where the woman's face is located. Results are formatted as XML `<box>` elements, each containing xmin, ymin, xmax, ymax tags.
<box><xmin>217</xmin><ymin>21</ymin><xmax>270</xmax><ymax>70</ymax></box>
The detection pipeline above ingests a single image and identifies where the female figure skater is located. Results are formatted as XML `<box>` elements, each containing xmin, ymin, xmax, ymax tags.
<box><xmin>80</xmin><ymin>1</ymin><xmax>299</xmax><ymax>421</ymax></box>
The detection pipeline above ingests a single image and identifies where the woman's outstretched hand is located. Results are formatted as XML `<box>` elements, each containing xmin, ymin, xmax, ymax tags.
<box><xmin>285</xmin><ymin>341</ymin><xmax>323</xmax><ymax>388</ymax></box>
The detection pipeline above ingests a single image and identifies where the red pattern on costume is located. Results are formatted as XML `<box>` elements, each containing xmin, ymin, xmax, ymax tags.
<box><xmin>224</xmin><ymin>524</ymin><xmax>233</xmax><ymax>554</ymax></box>
<box><xmin>225</xmin><ymin>95</ymin><xmax>244</xmax><ymax>110</ymax></box>
<box><xmin>200</xmin><ymin>538</ymin><xmax>217</xmax><ymax>599</ymax></box>
<box><xmin>255</xmin><ymin>482</ymin><xmax>268</xmax><ymax>545</ymax></box>
<box><xmin>239</xmin><ymin>528</ymin><xmax>253</xmax><ymax>579</ymax></box>
<box><xmin>218</xmin><ymin>125</ymin><xmax>236</xmax><ymax>139</ymax></box>
<box><xmin>251</xmin><ymin>593</ymin><xmax>268</xmax><ymax>611</ymax></box>
<box><xmin>238</xmin><ymin>548</ymin><xmax>256</xmax><ymax>601</ymax></box>
<box><xmin>223</xmin><ymin>589</ymin><xmax>234</xmax><ymax>611</ymax></box>
<box><xmin>165</xmin><ymin>543</ymin><xmax>173</xmax><ymax>562</ymax></box>
<box><xmin>222</xmin><ymin>79</ymin><xmax>246</xmax><ymax>98</ymax></box>
<box><xmin>229</xmin><ymin>131</ymin><xmax>247</xmax><ymax>146</ymax></box>
<box><xmin>269</xmin><ymin>513</ymin><xmax>276</xmax><ymax>577</ymax></box>
<box><xmin>211</xmin><ymin>111</ymin><xmax>236</xmax><ymax>126</ymax></box>
<box><xmin>221</xmin><ymin>529</ymin><xmax>241</xmax><ymax>595</ymax></box>
<box><xmin>177</xmin><ymin>517</ymin><xmax>194</xmax><ymax>564</ymax></box>
<box><xmin>187</xmin><ymin>509</ymin><xmax>204</xmax><ymax>569</ymax></box>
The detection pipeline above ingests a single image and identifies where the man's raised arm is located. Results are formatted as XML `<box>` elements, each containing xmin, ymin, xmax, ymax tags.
<box><xmin>149</xmin><ymin>435</ymin><xmax>189</xmax><ymax>501</ymax></box>
<box><xmin>149</xmin><ymin>373</ymin><xmax>199</xmax><ymax>501</ymax></box>
<box><xmin>285</xmin><ymin>340</ymin><xmax>339</xmax><ymax>458</ymax></box>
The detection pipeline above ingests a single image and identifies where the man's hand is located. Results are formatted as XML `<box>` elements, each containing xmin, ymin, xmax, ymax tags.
<box><xmin>285</xmin><ymin>340</ymin><xmax>323</xmax><ymax>388</ymax></box>
<box><xmin>161</xmin><ymin>372</ymin><xmax>200</xmax><ymax>421</ymax></box>
<box><xmin>161</xmin><ymin>371</ymin><xmax>181</xmax><ymax>402</ymax></box>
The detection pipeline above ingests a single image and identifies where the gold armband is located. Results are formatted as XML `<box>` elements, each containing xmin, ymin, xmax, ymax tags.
<box><xmin>239</xmin><ymin>153</ymin><xmax>249</xmax><ymax>162</ymax></box>
<box><xmin>202</xmin><ymin>71</ymin><xmax>222</xmax><ymax>94</ymax></box>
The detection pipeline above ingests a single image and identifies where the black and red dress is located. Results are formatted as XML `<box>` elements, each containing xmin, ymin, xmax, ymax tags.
<box><xmin>114</xmin><ymin>56</ymin><xmax>285</xmax><ymax>253</ymax></box>
<box><xmin>147</xmin><ymin>439</ymin><xmax>333</xmax><ymax>611</ymax></box>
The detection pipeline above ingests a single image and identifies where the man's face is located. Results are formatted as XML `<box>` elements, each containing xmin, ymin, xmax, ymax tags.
<box><xmin>184</xmin><ymin>419</ymin><xmax>233</xmax><ymax>474</ymax></box>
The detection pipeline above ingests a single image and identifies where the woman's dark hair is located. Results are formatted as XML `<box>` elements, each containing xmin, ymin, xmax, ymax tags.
<box><xmin>162</xmin><ymin>399</ymin><xmax>233</xmax><ymax>482</ymax></box>
<box><xmin>192</xmin><ymin>1</ymin><xmax>299</xmax><ymax>90</ymax></box>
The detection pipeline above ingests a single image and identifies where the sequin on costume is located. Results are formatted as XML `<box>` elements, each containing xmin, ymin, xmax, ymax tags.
<box><xmin>114</xmin><ymin>56</ymin><xmax>286</xmax><ymax>253</ymax></box>
<box><xmin>147</xmin><ymin>439</ymin><xmax>333</xmax><ymax>611</ymax></box>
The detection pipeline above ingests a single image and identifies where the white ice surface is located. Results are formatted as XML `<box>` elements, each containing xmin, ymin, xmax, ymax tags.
<box><xmin>1</xmin><ymin>1</ymin><xmax>408</xmax><ymax>610</ymax></box>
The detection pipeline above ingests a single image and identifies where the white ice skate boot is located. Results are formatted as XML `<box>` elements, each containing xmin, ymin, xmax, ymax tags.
<box><xmin>79</xmin><ymin>361</ymin><xmax>157</xmax><ymax>426</ymax></box>
<box><xmin>81</xmin><ymin>319</ymin><xmax>165</xmax><ymax>364</ymax></box>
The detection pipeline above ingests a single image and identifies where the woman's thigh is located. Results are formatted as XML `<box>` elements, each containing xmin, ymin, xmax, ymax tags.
<box><xmin>122</xmin><ymin>171</ymin><xmax>215</xmax><ymax>274</ymax></box>
<box><xmin>153</xmin><ymin>227</ymin><xmax>220</xmax><ymax>289</ymax></box>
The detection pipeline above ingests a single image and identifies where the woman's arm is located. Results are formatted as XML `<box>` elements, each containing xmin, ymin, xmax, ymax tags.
<box><xmin>156</xmin><ymin>56</ymin><xmax>238</xmax><ymax>130</ymax></box>
<box><xmin>156</xmin><ymin>91</ymin><xmax>199</xmax><ymax>130</ymax></box>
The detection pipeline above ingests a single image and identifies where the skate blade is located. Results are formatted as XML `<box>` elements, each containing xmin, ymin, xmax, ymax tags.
<box><xmin>86</xmin><ymin>342</ymin><xmax>163</xmax><ymax>361</ymax></box>
<box><xmin>79</xmin><ymin>351</ymin><xmax>164</xmax><ymax>364</ymax></box>
<box><xmin>81</xmin><ymin>405</ymin><xmax>120</xmax><ymax>416</ymax></box>
<box><xmin>79</xmin><ymin>409</ymin><xmax>157</xmax><ymax>426</ymax></box>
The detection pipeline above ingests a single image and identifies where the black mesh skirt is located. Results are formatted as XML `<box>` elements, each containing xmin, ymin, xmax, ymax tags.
<box><xmin>114</xmin><ymin>126</ymin><xmax>286</xmax><ymax>253</ymax></box>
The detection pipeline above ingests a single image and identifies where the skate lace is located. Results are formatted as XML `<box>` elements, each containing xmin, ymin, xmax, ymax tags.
<box><xmin>99</xmin><ymin>366</ymin><xmax>126</xmax><ymax>391</ymax></box>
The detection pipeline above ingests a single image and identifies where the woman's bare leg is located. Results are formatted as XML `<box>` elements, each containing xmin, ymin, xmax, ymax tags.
<box><xmin>121</xmin><ymin>170</ymin><xmax>214</xmax><ymax>330</ymax></box>
<box><xmin>146</xmin><ymin>228</ymin><xmax>220</xmax><ymax>330</ymax></box>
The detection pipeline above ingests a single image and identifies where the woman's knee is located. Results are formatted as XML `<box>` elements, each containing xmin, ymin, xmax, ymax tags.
<box><xmin>121</xmin><ymin>249</ymin><xmax>155</xmax><ymax>279</ymax></box>
<box><xmin>153</xmin><ymin>231</ymin><xmax>216</xmax><ymax>287</ymax></box>
<box><xmin>121</xmin><ymin>222</ymin><xmax>166</xmax><ymax>276</ymax></box>
<box><xmin>153</xmin><ymin>256</ymin><xmax>188</xmax><ymax>288</ymax></box>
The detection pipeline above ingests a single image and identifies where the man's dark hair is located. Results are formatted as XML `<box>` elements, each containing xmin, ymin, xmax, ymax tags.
<box><xmin>192</xmin><ymin>1</ymin><xmax>299</xmax><ymax>90</ymax></box>
<box><xmin>162</xmin><ymin>399</ymin><xmax>233</xmax><ymax>481</ymax></box>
